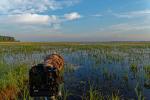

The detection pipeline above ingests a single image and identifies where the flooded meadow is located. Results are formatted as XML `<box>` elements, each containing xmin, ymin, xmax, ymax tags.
<box><xmin>0</xmin><ymin>42</ymin><xmax>150</xmax><ymax>100</ymax></box>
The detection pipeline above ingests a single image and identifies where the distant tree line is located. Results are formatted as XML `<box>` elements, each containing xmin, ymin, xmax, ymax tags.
<box><xmin>0</xmin><ymin>35</ymin><xmax>17</xmax><ymax>42</ymax></box>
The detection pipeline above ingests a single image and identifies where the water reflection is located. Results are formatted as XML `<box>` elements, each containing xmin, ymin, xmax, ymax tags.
<box><xmin>2</xmin><ymin>48</ymin><xmax>150</xmax><ymax>99</ymax></box>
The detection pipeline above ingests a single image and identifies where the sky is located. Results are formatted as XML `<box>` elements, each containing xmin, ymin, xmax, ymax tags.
<box><xmin>0</xmin><ymin>0</ymin><xmax>150</xmax><ymax>42</ymax></box>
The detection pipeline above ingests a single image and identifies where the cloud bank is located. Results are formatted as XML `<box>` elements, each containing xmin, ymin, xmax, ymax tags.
<box><xmin>0</xmin><ymin>12</ymin><xmax>81</xmax><ymax>26</ymax></box>
<box><xmin>0</xmin><ymin>0</ymin><xmax>80</xmax><ymax>14</ymax></box>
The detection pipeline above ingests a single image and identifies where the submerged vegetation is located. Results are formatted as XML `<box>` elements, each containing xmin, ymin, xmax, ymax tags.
<box><xmin>0</xmin><ymin>42</ymin><xmax>150</xmax><ymax>99</ymax></box>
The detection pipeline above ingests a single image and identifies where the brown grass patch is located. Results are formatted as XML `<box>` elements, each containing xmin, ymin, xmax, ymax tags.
<box><xmin>0</xmin><ymin>85</ymin><xmax>18</xmax><ymax>100</ymax></box>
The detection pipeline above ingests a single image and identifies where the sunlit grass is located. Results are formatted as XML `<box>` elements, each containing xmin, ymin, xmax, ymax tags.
<box><xmin>135</xmin><ymin>83</ymin><xmax>145</xmax><ymax>100</ymax></box>
<box><xmin>0</xmin><ymin>42</ymin><xmax>150</xmax><ymax>99</ymax></box>
<box><xmin>130</xmin><ymin>64</ymin><xmax>138</xmax><ymax>73</ymax></box>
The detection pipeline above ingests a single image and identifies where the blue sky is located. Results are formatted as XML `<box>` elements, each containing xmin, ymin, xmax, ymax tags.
<box><xmin>0</xmin><ymin>0</ymin><xmax>150</xmax><ymax>41</ymax></box>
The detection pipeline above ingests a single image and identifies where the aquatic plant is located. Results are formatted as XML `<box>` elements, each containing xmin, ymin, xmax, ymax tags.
<box><xmin>103</xmin><ymin>67</ymin><xmax>109</xmax><ymax>80</ymax></box>
<box><xmin>64</xmin><ymin>63</ymin><xmax>77</xmax><ymax>73</ymax></box>
<box><xmin>107</xmin><ymin>92</ymin><xmax>121</xmax><ymax>100</ymax></box>
<box><xmin>62</xmin><ymin>87</ymin><xmax>72</xmax><ymax>100</ymax></box>
<box><xmin>144</xmin><ymin>80</ymin><xmax>150</xmax><ymax>89</ymax></box>
<box><xmin>89</xmin><ymin>86</ymin><xmax>100</xmax><ymax>100</ymax></box>
<box><xmin>122</xmin><ymin>73</ymin><xmax>128</xmax><ymax>82</ymax></box>
<box><xmin>0</xmin><ymin>42</ymin><xmax>150</xmax><ymax>99</ymax></box>
<box><xmin>143</xmin><ymin>65</ymin><xmax>150</xmax><ymax>77</ymax></box>
<box><xmin>135</xmin><ymin>83</ymin><xmax>145</xmax><ymax>100</ymax></box>
<box><xmin>130</xmin><ymin>64</ymin><xmax>138</xmax><ymax>73</ymax></box>
<box><xmin>86</xmin><ymin>82</ymin><xmax>105</xmax><ymax>100</ymax></box>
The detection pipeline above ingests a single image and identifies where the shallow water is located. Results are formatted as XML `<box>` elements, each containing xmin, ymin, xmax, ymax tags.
<box><xmin>1</xmin><ymin>47</ymin><xmax>150</xmax><ymax>99</ymax></box>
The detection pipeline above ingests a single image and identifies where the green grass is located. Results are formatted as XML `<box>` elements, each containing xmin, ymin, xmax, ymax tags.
<box><xmin>65</xmin><ymin>63</ymin><xmax>77</xmax><ymax>73</ymax></box>
<box><xmin>135</xmin><ymin>83</ymin><xmax>145</xmax><ymax>100</ymax></box>
<box><xmin>62</xmin><ymin>85</ymin><xmax>72</xmax><ymax>100</ymax></box>
<box><xmin>0</xmin><ymin>42</ymin><xmax>150</xmax><ymax>99</ymax></box>
<box><xmin>130</xmin><ymin>64</ymin><xmax>138</xmax><ymax>73</ymax></box>
<box><xmin>89</xmin><ymin>85</ymin><xmax>100</xmax><ymax>100</ymax></box>
<box><xmin>0</xmin><ymin>62</ymin><xmax>18</xmax><ymax>91</ymax></box>
<box><xmin>0</xmin><ymin>61</ymin><xmax>29</xmax><ymax>99</ymax></box>
<box><xmin>143</xmin><ymin>65</ymin><xmax>150</xmax><ymax>74</ymax></box>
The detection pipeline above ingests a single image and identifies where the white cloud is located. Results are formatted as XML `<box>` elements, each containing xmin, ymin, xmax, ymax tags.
<box><xmin>9</xmin><ymin>14</ymin><xmax>50</xmax><ymax>24</ymax></box>
<box><xmin>0</xmin><ymin>12</ymin><xmax>81</xmax><ymax>30</ymax></box>
<box><xmin>64</xmin><ymin>12</ymin><xmax>81</xmax><ymax>20</ymax></box>
<box><xmin>0</xmin><ymin>0</ymin><xmax>80</xmax><ymax>14</ymax></box>
<box><xmin>0</xmin><ymin>13</ymin><xmax>60</xmax><ymax>25</ymax></box>
<box><xmin>0</xmin><ymin>12</ymin><xmax>81</xmax><ymax>25</ymax></box>
<box><xmin>114</xmin><ymin>9</ymin><xmax>150</xmax><ymax>18</ymax></box>
<box><xmin>0</xmin><ymin>0</ymin><xmax>82</xmax><ymax>32</ymax></box>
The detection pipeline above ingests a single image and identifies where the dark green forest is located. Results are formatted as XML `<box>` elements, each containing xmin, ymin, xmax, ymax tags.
<box><xmin>0</xmin><ymin>35</ymin><xmax>17</xmax><ymax>42</ymax></box>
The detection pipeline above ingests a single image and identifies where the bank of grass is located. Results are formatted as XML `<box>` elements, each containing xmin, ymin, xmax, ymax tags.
<box><xmin>0</xmin><ymin>61</ymin><xmax>29</xmax><ymax>99</ymax></box>
<box><xmin>1</xmin><ymin>42</ymin><xmax>150</xmax><ymax>50</ymax></box>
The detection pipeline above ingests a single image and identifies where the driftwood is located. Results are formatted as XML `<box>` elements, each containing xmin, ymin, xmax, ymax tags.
<box><xmin>44</xmin><ymin>54</ymin><xmax>64</xmax><ymax>71</ymax></box>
